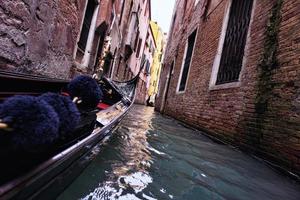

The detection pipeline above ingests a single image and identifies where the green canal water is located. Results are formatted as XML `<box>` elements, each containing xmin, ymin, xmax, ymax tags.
<box><xmin>57</xmin><ymin>105</ymin><xmax>300</xmax><ymax>200</ymax></box>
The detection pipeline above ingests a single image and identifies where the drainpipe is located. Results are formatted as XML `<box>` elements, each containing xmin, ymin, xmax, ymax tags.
<box><xmin>82</xmin><ymin>0</ymin><xmax>100</xmax><ymax>67</ymax></box>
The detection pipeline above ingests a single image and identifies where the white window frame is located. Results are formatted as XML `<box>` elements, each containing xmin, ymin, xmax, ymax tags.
<box><xmin>73</xmin><ymin>0</ymin><xmax>89</xmax><ymax>60</ymax></box>
<box><xmin>209</xmin><ymin>0</ymin><xmax>256</xmax><ymax>91</ymax></box>
<box><xmin>73</xmin><ymin>0</ymin><xmax>101</xmax><ymax>68</ymax></box>
<box><xmin>176</xmin><ymin>28</ymin><xmax>198</xmax><ymax>94</ymax></box>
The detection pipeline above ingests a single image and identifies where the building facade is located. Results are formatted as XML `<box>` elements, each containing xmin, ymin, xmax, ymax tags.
<box><xmin>0</xmin><ymin>0</ymin><xmax>84</xmax><ymax>79</ymax></box>
<box><xmin>140</xmin><ymin>26</ymin><xmax>156</xmax><ymax>104</ymax></box>
<box><xmin>110</xmin><ymin>0</ymin><xmax>154</xmax><ymax>104</ymax></box>
<box><xmin>148</xmin><ymin>21</ymin><xmax>165</xmax><ymax>105</ymax></box>
<box><xmin>75</xmin><ymin>0</ymin><xmax>153</xmax><ymax>104</ymax></box>
<box><xmin>156</xmin><ymin>0</ymin><xmax>300</xmax><ymax>176</ymax></box>
<box><xmin>0</xmin><ymin>0</ymin><xmax>155</xmax><ymax>104</ymax></box>
<box><xmin>0</xmin><ymin>0</ymin><xmax>121</xmax><ymax>77</ymax></box>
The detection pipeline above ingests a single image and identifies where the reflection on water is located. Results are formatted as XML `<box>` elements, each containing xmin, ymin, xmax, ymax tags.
<box><xmin>57</xmin><ymin>105</ymin><xmax>300</xmax><ymax>200</ymax></box>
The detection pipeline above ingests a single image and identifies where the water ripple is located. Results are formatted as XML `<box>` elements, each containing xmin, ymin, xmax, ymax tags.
<box><xmin>58</xmin><ymin>105</ymin><xmax>300</xmax><ymax>200</ymax></box>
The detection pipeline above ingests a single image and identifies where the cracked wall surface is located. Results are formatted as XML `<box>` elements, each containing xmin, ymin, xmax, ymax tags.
<box><xmin>0</xmin><ymin>0</ymin><xmax>82</xmax><ymax>79</ymax></box>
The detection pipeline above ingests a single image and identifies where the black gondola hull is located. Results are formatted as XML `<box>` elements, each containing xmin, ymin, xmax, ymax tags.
<box><xmin>0</xmin><ymin>71</ymin><xmax>138</xmax><ymax>199</ymax></box>
<box><xmin>5</xmin><ymin>113</ymin><xmax>128</xmax><ymax>200</ymax></box>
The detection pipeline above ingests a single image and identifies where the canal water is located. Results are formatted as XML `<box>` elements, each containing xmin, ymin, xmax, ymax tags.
<box><xmin>58</xmin><ymin>105</ymin><xmax>300</xmax><ymax>200</ymax></box>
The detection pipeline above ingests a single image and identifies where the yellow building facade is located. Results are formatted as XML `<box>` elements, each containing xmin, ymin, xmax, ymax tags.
<box><xmin>148</xmin><ymin>21</ymin><xmax>165</xmax><ymax>104</ymax></box>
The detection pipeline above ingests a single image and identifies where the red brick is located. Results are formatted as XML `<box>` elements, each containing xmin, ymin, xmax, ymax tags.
<box><xmin>156</xmin><ymin>0</ymin><xmax>300</xmax><ymax>176</ymax></box>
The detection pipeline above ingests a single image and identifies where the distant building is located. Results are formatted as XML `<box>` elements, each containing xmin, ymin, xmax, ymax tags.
<box><xmin>0</xmin><ymin>0</ymin><xmax>152</xmax><ymax>83</ymax></box>
<box><xmin>156</xmin><ymin>0</ymin><xmax>300</xmax><ymax>176</ymax></box>
<box><xmin>109</xmin><ymin>0</ymin><xmax>153</xmax><ymax>104</ymax></box>
<box><xmin>147</xmin><ymin>21</ymin><xmax>165</xmax><ymax>105</ymax></box>
<box><xmin>138</xmin><ymin>26</ymin><xmax>156</xmax><ymax>105</ymax></box>
<box><xmin>0</xmin><ymin>0</ymin><xmax>120</xmax><ymax>78</ymax></box>
<box><xmin>73</xmin><ymin>0</ymin><xmax>121</xmax><ymax>77</ymax></box>
<box><xmin>0</xmin><ymin>0</ymin><xmax>154</xmax><ymax>103</ymax></box>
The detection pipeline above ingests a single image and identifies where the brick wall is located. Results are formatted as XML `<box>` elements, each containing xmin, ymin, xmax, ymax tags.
<box><xmin>135</xmin><ymin>79</ymin><xmax>147</xmax><ymax>104</ymax></box>
<box><xmin>0</xmin><ymin>0</ymin><xmax>85</xmax><ymax>79</ymax></box>
<box><xmin>156</xmin><ymin>0</ymin><xmax>300</xmax><ymax>176</ymax></box>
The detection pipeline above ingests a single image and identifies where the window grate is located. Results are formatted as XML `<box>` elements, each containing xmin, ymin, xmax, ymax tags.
<box><xmin>216</xmin><ymin>0</ymin><xmax>253</xmax><ymax>85</ymax></box>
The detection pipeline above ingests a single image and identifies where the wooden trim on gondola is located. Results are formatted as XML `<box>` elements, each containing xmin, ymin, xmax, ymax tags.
<box><xmin>0</xmin><ymin>72</ymin><xmax>138</xmax><ymax>199</ymax></box>
<box><xmin>0</xmin><ymin>70</ymin><xmax>69</xmax><ymax>82</ymax></box>
<box><xmin>0</xmin><ymin>70</ymin><xmax>69</xmax><ymax>101</ymax></box>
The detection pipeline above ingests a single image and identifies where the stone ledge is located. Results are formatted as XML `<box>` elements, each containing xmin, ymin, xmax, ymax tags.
<box><xmin>209</xmin><ymin>81</ymin><xmax>241</xmax><ymax>91</ymax></box>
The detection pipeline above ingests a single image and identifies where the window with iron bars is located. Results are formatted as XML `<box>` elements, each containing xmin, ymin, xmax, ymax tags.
<box><xmin>216</xmin><ymin>0</ymin><xmax>253</xmax><ymax>85</ymax></box>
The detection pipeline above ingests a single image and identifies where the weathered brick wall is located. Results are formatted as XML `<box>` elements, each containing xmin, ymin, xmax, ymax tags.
<box><xmin>111</xmin><ymin>0</ymin><xmax>134</xmax><ymax>82</ymax></box>
<box><xmin>0</xmin><ymin>0</ymin><xmax>85</xmax><ymax>79</ymax></box>
<box><xmin>156</xmin><ymin>0</ymin><xmax>300</xmax><ymax>175</ymax></box>
<box><xmin>237</xmin><ymin>0</ymin><xmax>300</xmax><ymax>173</ymax></box>
<box><xmin>135</xmin><ymin>79</ymin><xmax>147</xmax><ymax>105</ymax></box>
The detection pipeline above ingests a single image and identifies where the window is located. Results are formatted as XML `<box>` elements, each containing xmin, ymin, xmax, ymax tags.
<box><xmin>124</xmin><ymin>64</ymin><xmax>128</xmax><ymax>78</ymax></box>
<box><xmin>202</xmin><ymin>0</ymin><xmax>212</xmax><ymax>20</ymax></box>
<box><xmin>161</xmin><ymin>61</ymin><xmax>175</xmax><ymax>104</ymax></box>
<box><xmin>145</xmin><ymin>60</ymin><xmax>150</xmax><ymax>75</ymax></box>
<box><xmin>141</xmin><ymin>54</ymin><xmax>146</xmax><ymax>66</ymax></box>
<box><xmin>134</xmin><ymin>30</ymin><xmax>140</xmax><ymax>51</ymax></box>
<box><xmin>136</xmin><ymin>38</ymin><xmax>142</xmax><ymax>58</ymax></box>
<box><xmin>172</xmin><ymin>13</ymin><xmax>177</xmax><ymax>30</ymax></box>
<box><xmin>158</xmin><ymin>54</ymin><xmax>162</xmax><ymax>62</ymax></box>
<box><xmin>144</xmin><ymin>0</ymin><xmax>149</xmax><ymax>16</ymax></box>
<box><xmin>119</xmin><ymin>0</ymin><xmax>125</xmax><ymax>26</ymax></box>
<box><xmin>177</xmin><ymin>29</ymin><xmax>197</xmax><ymax>92</ymax></box>
<box><xmin>137</xmin><ymin>5</ymin><xmax>140</xmax><ymax>15</ymax></box>
<box><xmin>129</xmin><ymin>1</ymin><xmax>133</xmax><ymax>17</ymax></box>
<box><xmin>78</xmin><ymin>0</ymin><xmax>96</xmax><ymax>51</ymax></box>
<box><xmin>116</xmin><ymin>56</ymin><xmax>122</xmax><ymax>76</ymax></box>
<box><xmin>215</xmin><ymin>0</ymin><xmax>254</xmax><ymax>85</ymax></box>
<box><xmin>126</xmin><ymin>68</ymin><xmax>131</xmax><ymax>80</ymax></box>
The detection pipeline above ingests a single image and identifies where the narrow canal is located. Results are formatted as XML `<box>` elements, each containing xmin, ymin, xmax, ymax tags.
<box><xmin>58</xmin><ymin>105</ymin><xmax>300</xmax><ymax>200</ymax></box>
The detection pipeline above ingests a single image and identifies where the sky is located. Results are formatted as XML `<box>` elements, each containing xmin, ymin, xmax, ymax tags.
<box><xmin>151</xmin><ymin>0</ymin><xmax>175</xmax><ymax>33</ymax></box>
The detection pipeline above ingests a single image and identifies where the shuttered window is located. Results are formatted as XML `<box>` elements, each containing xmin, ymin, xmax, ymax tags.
<box><xmin>216</xmin><ymin>0</ymin><xmax>253</xmax><ymax>85</ymax></box>
<box><xmin>178</xmin><ymin>29</ymin><xmax>197</xmax><ymax>92</ymax></box>
<box><xmin>78</xmin><ymin>0</ymin><xmax>96</xmax><ymax>51</ymax></box>
<box><xmin>119</xmin><ymin>0</ymin><xmax>125</xmax><ymax>26</ymax></box>
<box><xmin>136</xmin><ymin>38</ymin><xmax>142</xmax><ymax>58</ymax></box>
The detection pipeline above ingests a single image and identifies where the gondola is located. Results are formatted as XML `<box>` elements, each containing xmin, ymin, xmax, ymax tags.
<box><xmin>0</xmin><ymin>69</ymin><xmax>139</xmax><ymax>200</ymax></box>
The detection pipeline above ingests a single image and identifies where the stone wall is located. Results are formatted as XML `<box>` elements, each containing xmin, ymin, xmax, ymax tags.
<box><xmin>135</xmin><ymin>79</ymin><xmax>147</xmax><ymax>105</ymax></box>
<box><xmin>156</xmin><ymin>0</ymin><xmax>300</xmax><ymax>176</ymax></box>
<box><xmin>0</xmin><ymin>0</ymin><xmax>85</xmax><ymax>79</ymax></box>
